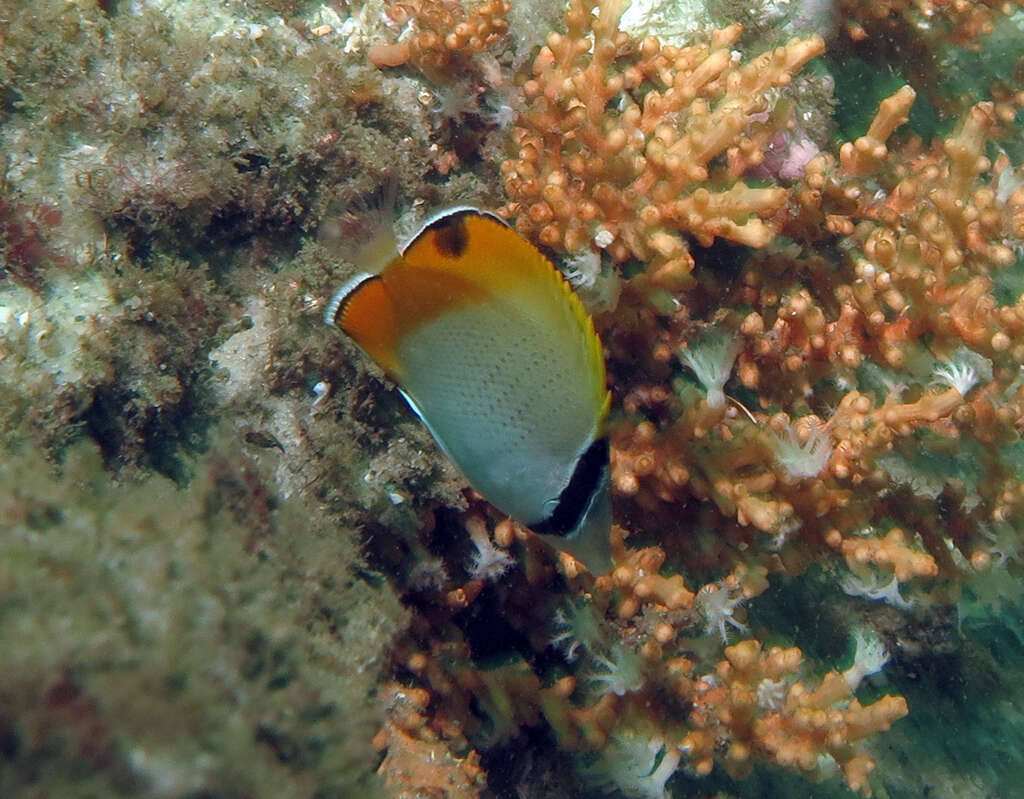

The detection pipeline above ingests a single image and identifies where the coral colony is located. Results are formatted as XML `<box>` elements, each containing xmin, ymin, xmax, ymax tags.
<box><xmin>368</xmin><ymin>1</ymin><xmax>1024</xmax><ymax>796</ymax></box>
<box><xmin>1</xmin><ymin>0</ymin><xmax>1023</xmax><ymax>796</ymax></box>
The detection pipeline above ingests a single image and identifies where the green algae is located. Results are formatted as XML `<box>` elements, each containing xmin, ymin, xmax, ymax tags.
<box><xmin>0</xmin><ymin>432</ymin><xmax>407</xmax><ymax>797</ymax></box>
<box><xmin>0</xmin><ymin>0</ymin><xmax>473</xmax><ymax>784</ymax></box>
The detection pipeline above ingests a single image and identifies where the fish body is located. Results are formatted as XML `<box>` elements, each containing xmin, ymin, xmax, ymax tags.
<box><xmin>325</xmin><ymin>207</ymin><xmax>612</xmax><ymax>572</ymax></box>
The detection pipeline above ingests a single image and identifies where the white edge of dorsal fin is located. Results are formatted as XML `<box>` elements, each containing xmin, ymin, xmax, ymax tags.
<box><xmin>400</xmin><ymin>205</ymin><xmax>508</xmax><ymax>255</ymax></box>
<box><xmin>326</xmin><ymin>206</ymin><xmax>508</xmax><ymax>327</ymax></box>
<box><xmin>324</xmin><ymin>271</ymin><xmax>377</xmax><ymax>328</ymax></box>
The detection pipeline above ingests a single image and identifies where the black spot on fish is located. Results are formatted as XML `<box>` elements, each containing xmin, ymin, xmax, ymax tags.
<box><xmin>431</xmin><ymin>215</ymin><xmax>469</xmax><ymax>257</ymax></box>
<box><xmin>408</xmin><ymin>208</ymin><xmax>506</xmax><ymax>258</ymax></box>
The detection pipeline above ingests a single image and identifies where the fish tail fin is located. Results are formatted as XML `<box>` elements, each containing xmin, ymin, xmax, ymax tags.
<box><xmin>540</xmin><ymin>478</ymin><xmax>613</xmax><ymax>575</ymax></box>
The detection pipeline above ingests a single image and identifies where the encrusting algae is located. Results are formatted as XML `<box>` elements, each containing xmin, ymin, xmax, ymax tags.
<box><xmin>1</xmin><ymin>0</ymin><xmax>1023</xmax><ymax>796</ymax></box>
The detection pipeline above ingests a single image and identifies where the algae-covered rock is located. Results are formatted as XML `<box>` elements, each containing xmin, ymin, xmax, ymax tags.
<box><xmin>0</xmin><ymin>434</ymin><xmax>406</xmax><ymax>797</ymax></box>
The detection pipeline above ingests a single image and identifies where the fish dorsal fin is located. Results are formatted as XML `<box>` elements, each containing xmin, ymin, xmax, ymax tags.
<box><xmin>328</xmin><ymin>267</ymin><xmax>402</xmax><ymax>377</ymax></box>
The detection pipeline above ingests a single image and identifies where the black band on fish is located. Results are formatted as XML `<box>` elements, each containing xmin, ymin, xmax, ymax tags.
<box><xmin>531</xmin><ymin>436</ymin><xmax>610</xmax><ymax>537</ymax></box>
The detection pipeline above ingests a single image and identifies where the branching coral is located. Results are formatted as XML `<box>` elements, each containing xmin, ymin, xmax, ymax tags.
<box><xmin>499</xmin><ymin>0</ymin><xmax>825</xmax><ymax>290</ymax></box>
<box><xmin>600</xmin><ymin>80</ymin><xmax>1023</xmax><ymax>596</ymax></box>
<box><xmin>792</xmin><ymin>90</ymin><xmax>1024</xmax><ymax>368</ymax></box>
<box><xmin>377</xmin><ymin>534</ymin><xmax>910</xmax><ymax>795</ymax></box>
<box><xmin>368</xmin><ymin>0</ymin><xmax>511</xmax><ymax>74</ymax></box>
<box><xmin>374</xmin><ymin>683</ymin><xmax>486</xmax><ymax>798</ymax></box>
<box><xmin>353</xmin><ymin>6</ymin><xmax>1020</xmax><ymax>795</ymax></box>
<box><xmin>681</xmin><ymin>639</ymin><xmax>907</xmax><ymax>793</ymax></box>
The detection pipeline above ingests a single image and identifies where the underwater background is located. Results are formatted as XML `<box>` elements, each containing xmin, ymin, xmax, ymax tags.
<box><xmin>2</xmin><ymin>0</ymin><xmax>1024</xmax><ymax>796</ymax></box>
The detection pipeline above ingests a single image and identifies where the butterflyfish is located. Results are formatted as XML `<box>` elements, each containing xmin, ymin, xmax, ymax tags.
<box><xmin>324</xmin><ymin>206</ymin><xmax>613</xmax><ymax>573</ymax></box>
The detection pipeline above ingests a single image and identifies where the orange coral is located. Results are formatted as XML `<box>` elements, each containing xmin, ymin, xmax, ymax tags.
<box><xmin>374</xmin><ymin>682</ymin><xmax>486</xmax><ymax>798</ymax></box>
<box><xmin>354</xmin><ymin>2</ymin><xmax>1024</xmax><ymax>796</ymax></box>
<box><xmin>596</xmin><ymin>87</ymin><xmax>1023</xmax><ymax>608</ymax></box>
<box><xmin>369</xmin><ymin>0</ymin><xmax>510</xmax><ymax>74</ymax></box>
<box><xmin>499</xmin><ymin>0</ymin><xmax>824</xmax><ymax>290</ymax></box>
<box><xmin>605</xmin><ymin>527</ymin><xmax>695</xmax><ymax>619</ymax></box>
<box><xmin>839</xmin><ymin>527</ymin><xmax>940</xmax><ymax>581</ymax></box>
<box><xmin>682</xmin><ymin>640</ymin><xmax>908</xmax><ymax>796</ymax></box>
<box><xmin>378</xmin><ymin>520</ymin><xmax>909</xmax><ymax>794</ymax></box>
<box><xmin>793</xmin><ymin>90</ymin><xmax>1024</xmax><ymax>366</ymax></box>
<box><xmin>839</xmin><ymin>0</ymin><xmax>1024</xmax><ymax>49</ymax></box>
